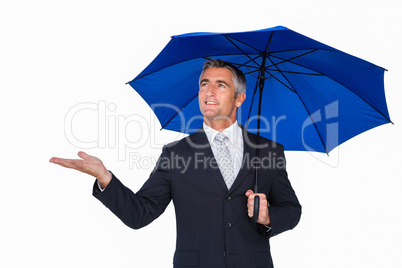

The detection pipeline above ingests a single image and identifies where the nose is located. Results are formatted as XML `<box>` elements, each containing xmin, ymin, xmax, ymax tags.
<box><xmin>204</xmin><ymin>85</ymin><xmax>216</xmax><ymax>98</ymax></box>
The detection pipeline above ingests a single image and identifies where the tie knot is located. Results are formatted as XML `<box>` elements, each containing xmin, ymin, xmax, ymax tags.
<box><xmin>214</xmin><ymin>132</ymin><xmax>228</xmax><ymax>145</ymax></box>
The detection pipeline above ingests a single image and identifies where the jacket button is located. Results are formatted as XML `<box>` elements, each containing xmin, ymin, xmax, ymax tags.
<box><xmin>226</xmin><ymin>196</ymin><xmax>232</xmax><ymax>200</ymax></box>
<box><xmin>226</xmin><ymin>222</ymin><xmax>232</xmax><ymax>228</ymax></box>
<box><xmin>224</xmin><ymin>252</ymin><xmax>227</xmax><ymax>258</ymax></box>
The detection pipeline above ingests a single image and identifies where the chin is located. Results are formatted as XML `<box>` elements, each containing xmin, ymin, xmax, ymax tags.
<box><xmin>201</xmin><ymin>109</ymin><xmax>217</xmax><ymax>117</ymax></box>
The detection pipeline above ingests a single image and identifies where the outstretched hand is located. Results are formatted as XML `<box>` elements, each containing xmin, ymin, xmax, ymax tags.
<box><xmin>245</xmin><ymin>190</ymin><xmax>270</xmax><ymax>226</ymax></box>
<box><xmin>49</xmin><ymin>151</ymin><xmax>112</xmax><ymax>189</ymax></box>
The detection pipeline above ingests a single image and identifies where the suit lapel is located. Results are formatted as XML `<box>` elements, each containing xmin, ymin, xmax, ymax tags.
<box><xmin>186</xmin><ymin>129</ymin><xmax>229</xmax><ymax>192</ymax></box>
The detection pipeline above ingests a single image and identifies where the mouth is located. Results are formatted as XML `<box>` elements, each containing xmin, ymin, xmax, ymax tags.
<box><xmin>205</xmin><ymin>101</ymin><xmax>218</xmax><ymax>105</ymax></box>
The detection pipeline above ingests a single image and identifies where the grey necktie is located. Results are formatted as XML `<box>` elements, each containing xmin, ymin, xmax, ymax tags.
<box><xmin>214</xmin><ymin>133</ymin><xmax>234</xmax><ymax>189</ymax></box>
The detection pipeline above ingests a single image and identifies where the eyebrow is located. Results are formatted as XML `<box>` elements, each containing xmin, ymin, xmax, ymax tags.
<box><xmin>199</xmin><ymin>79</ymin><xmax>209</xmax><ymax>85</ymax></box>
<box><xmin>199</xmin><ymin>79</ymin><xmax>231</xmax><ymax>88</ymax></box>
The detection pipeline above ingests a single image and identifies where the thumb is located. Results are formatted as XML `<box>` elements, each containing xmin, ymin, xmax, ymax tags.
<box><xmin>77</xmin><ymin>151</ymin><xmax>89</xmax><ymax>160</ymax></box>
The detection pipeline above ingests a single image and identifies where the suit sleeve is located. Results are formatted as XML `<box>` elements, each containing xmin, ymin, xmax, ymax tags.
<box><xmin>263</xmin><ymin>145</ymin><xmax>302</xmax><ymax>237</ymax></box>
<box><xmin>92</xmin><ymin>147</ymin><xmax>172</xmax><ymax>229</ymax></box>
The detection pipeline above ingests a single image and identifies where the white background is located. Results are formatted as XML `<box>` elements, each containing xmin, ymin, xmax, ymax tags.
<box><xmin>1</xmin><ymin>0</ymin><xmax>401</xmax><ymax>267</ymax></box>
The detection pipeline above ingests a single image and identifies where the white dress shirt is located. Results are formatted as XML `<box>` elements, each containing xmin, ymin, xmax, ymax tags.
<box><xmin>203</xmin><ymin>121</ymin><xmax>244</xmax><ymax>179</ymax></box>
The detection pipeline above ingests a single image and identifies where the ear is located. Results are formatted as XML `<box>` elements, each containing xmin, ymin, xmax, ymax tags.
<box><xmin>235</xmin><ymin>93</ymin><xmax>246</xmax><ymax>108</ymax></box>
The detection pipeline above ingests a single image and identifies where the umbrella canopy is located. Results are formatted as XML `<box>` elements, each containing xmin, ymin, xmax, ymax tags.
<box><xmin>128</xmin><ymin>26</ymin><xmax>391</xmax><ymax>153</ymax></box>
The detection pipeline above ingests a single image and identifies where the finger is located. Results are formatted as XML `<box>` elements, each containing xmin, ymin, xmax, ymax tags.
<box><xmin>49</xmin><ymin>157</ymin><xmax>69</xmax><ymax>165</ymax></box>
<box><xmin>248</xmin><ymin>208</ymin><xmax>253</xmax><ymax>218</ymax></box>
<box><xmin>247</xmin><ymin>198</ymin><xmax>255</xmax><ymax>216</ymax></box>
<box><xmin>245</xmin><ymin>190</ymin><xmax>254</xmax><ymax>197</ymax></box>
<box><xmin>50</xmin><ymin>157</ymin><xmax>80</xmax><ymax>169</ymax></box>
<box><xmin>247</xmin><ymin>202</ymin><xmax>254</xmax><ymax>217</ymax></box>
<box><xmin>248</xmin><ymin>197</ymin><xmax>256</xmax><ymax>205</ymax></box>
<box><xmin>250</xmin><ymin>193</ymin><xmax>267</xmax><ymax>201</ymax></box>
<box><xmin>250</xmin><ymin>196</ymin><xmax>266</xmax><ymax>212</ymax></box>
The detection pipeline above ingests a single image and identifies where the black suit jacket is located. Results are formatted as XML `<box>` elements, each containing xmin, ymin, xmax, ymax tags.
<box><xmin>93</xmin><ymin>127</ymin><xmax>301</xmax><ymax>268</ymax></box>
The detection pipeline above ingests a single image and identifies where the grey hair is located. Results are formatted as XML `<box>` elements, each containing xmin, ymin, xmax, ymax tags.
<box><xmin>199</xmin><ymin>59</ymin><xmax>247</xmax><ymax>97</ymax></box>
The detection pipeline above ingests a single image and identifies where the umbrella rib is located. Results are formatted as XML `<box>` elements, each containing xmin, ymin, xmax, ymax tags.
<box><xmin>203</xmin><ymin>55</ymin><xmax>261</xmax><ymax>78</ymax></box>
<box><xmin>133</xmin><ymin>53</ymin><xmax>261</xmax><ymax>82</ymax></box>
<box><xmin>160</xmin><ymin>94</ymin><xmax>199</xmax><ymax>130</ymax></box>
<box><xmin>223</xmin><ymin>35</ymin><xmax>263</xmax><ymax>54</ymax></box>
<box><xmin>229</xmin><ymin>55</ymin><xmax>261</xmax><ymax>70</ymax></box>
<box><xmin>243</xmin><ymin>69</ymin><xmax>260</xmax><ymax>76</ymax></box>
<box><xmin>244</xmin><ymin>31</ymin><xmax>274</xmax><ymax>129</ymax></box>
<box><xmin>235</xmin><ymin>55</ymin><xmax>262</xmax><ymax>76</ymax></box>
<box><xmin>265</xmin><ymin>69</ymin><xmax>324</xmax><ymax>76</ymax></box>
<box><xmin>265</xmin><ymin>65</ymin><xmax>329</xmax><ymax>154</ymax></box>
<box><xmin>245</xmin><ymin>78</ymin><xmax>260</xmax><ymax>129</ymax></box>
<box><xmin>270</xmin><ymin>53</ymin><xmax>393</xmax><ymax>124</ymax></box>
<box><xmin>264</xmin><ymin>70</ymin><xmax>297</xmax><ymax>93</ymax></box>
<box><xmin>267</xmin><ymin>49</ymin><xmax>318</xmax><ymax>70</ymax></box>
<box><xmin>269</xmin><ymin>53</ymin><xmax>323</xmax><ymax>75</ymax></box>
<box><xmin>223</xmin><ymin>35</ymin><xmax>262</xmax><ymax>68</ymax></box>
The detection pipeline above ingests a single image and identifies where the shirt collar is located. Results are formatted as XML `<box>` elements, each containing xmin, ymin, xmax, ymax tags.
<box><xmin>203</xmin><ymin>121</ymin><xmax>241</xmax><ymax>147</ymax></box>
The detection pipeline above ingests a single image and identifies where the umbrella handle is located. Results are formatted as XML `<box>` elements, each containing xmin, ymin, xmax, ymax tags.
<box><xmin>252</xmin><ymin>195</ymin><xmax>260</xmax><ymax>223</ymax></box>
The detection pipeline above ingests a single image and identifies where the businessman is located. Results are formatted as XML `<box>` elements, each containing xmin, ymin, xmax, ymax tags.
<box><xmin>50</xmin><ymin>59</ymin><xmax>301</xmax><ymax>267</ymax></box>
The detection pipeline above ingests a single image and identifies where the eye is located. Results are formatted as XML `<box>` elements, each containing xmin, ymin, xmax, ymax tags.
<box><xmin>218</xmin><ymin>83</ymin><xmax>226</xmax><ymax>88</ymax></box>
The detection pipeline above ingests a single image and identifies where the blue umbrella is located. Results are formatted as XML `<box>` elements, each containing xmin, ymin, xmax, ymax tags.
<box><xmin>128</xmin><ymin>26</ymin><xmax>391</xmax><ymax>154</ymax></box>
<box><xmin>128</xmin><ymin>26</ymin><xmax>392</xmax><ymax>222</ymax></box>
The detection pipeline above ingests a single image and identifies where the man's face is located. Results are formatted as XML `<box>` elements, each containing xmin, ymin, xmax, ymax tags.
<box><xmin>198</xmin><ymin>67</ymin><xmax>245</xmax><ymax>126</ymax></box>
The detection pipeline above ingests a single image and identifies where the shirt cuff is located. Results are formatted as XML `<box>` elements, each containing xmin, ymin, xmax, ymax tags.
<box><xmin>263</xmin><ymin>224</ymin><xmax>272</xmax><ymax>233</ymax></box>
<box><xmin>97</xmin><ymin>180</ymin><xmax>105</xmax><ymax>192</ymax></box>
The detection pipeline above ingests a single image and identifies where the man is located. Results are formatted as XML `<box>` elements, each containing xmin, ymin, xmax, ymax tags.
<box><xmin>50</xmin><ymin>59</ymin><xmax>301</xmax><ymax>267</ymax></box>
